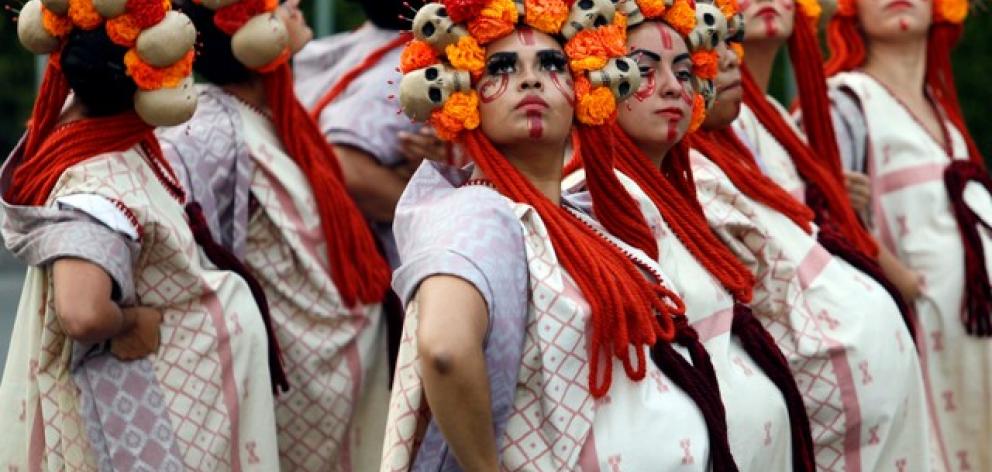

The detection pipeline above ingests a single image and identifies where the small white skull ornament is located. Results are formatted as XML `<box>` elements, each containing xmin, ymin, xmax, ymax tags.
<box><xmin>687</xmin><ymin>3</ymin><xmax>728</xmax><ymax>51</ymax></box>
<box><xmin>589</xmin><ymin>57</ymin><xmax>642</xmax><ymax>102</ymax></box>
<box><xmin>692</xmin><ymin>76</ymin><xmax>716</xmax><ymax>110</ymax></box>
<box><xmin>727</xmin><ymin>12</ymin><xmax>745</xmax><ymax>42</ymax></box>
<box><xmin>412</xmin><ymin>3</ymin><xmax>469</xmax><ymax>51</ymax></box>
<box><xmin>399</xmin><ymin>64</ymin><xmax>472</xmax><ymax>122</ymax></box>
<box><xmin>614</xmin><ymin>0</ymin><xmax>645</xmax><ymax>26</ymax></box>
<box><xmin>562</xmin><ymin>0</ymin><xmax>616</xmax><ymax>39</ymax></box>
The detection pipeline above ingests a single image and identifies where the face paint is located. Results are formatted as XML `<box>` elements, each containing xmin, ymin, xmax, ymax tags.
<box><xmin>656</xmin><ymin>23</ymin><xmax>675</xmax><ymax>50</ymax></box>
<box><xmin>479</xmin><ymin>74</ymin><xmax>510</xmax><ymax>103</ymax></box>
<box><xmin>517</xmin><ymin>28</ymin><xmax>535</xmax><ymax>45</ymax></box>
<box><xmin>680</xmin><ymin>86</ymin><xmax>693</xmax><ymax>106</ymax></box>
<box><xmin>634</xmin><ymin>71</ymin><xmax>656</xmax><ymax>102</ymax></box>
<box><xmin>666</xmin><ymin>120</ymin><xmax>678</xmax><ymax>141</ymax></box>
<box><xmin>550</xmin><ymin>71</ymin><xmax>576</xmax><ymax>107</ymax></box>
<box><xmin>527</xmin><ymin>111</ymin><xmax>544</xmax><ymax>138</ymax></box>
<box><xmin>763</xmin><ymin>14</ymin><xmax>778</xmax><ymax>36</ymax></box>
<box><xmin>899</xmin><ymin>18</ymin><xmax>909</xmax><ymax>30</ymax></box>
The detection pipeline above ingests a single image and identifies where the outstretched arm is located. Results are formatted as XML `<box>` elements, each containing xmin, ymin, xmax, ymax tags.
<box><xmin>415</xmin><ymin>275</ymin><xmax>499</xmax><ymax>472</ymax></box>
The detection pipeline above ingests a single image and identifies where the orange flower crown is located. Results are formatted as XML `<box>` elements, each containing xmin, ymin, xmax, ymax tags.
<box><xmin>399</xmin><ymin>0</ymin><xmax>651</xmax><ymax>140</ymax></box>
<box><xmin>836</xmin><ymin>0</ymin><xmax>967</xmax><ymax>22</ymax></box>
<box><xmin>18</xmin><ymin>0</ymin><xmax>197</xmax><ymax>124</ymax></box>
<box><xmin>189</xmin><ymin>0</ymin><xmax>293</xmax><ymax>71</ymax></box>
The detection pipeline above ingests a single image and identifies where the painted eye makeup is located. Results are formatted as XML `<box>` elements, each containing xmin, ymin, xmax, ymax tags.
<box><xmin>628</xmin><ymin>49</ymin><xmax>661</xmax><ymax>77</ymax></box>
<box><xmin>673</xmin><ymin>53</ymin><xmax>693</xmax><ymax>82</ymax></box>
<box><xmin>537</xmin><ymin>50</ymin><xmax>568</xmax><ymax>73</ymax></box>
<box><xmin>486</xmin><ymin>52</ymin><xmax>518</xmax><ymax>76</ymax></box>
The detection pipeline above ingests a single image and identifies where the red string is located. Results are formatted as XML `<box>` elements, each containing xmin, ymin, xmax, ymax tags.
<box><xmin>264</xmin><ymin>63</ymin><xmax>391</xmax><ymax>307</ymax></box>
<box><xmin>462</xmin><ymin>129</ymin><xmax>683</xmax><ymax>398</ymax></box>
<box><xmin>308</xmin><ymin>32</ymin><xmax>413</xmax><ymax>121</ymax></box>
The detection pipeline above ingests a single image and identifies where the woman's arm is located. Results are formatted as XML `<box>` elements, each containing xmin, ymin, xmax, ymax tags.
<box><xmin>877</xmin><ymin>245</ymin><xmax>923</xmax><ymax>303</ymax></box>
<box><xmin>415</xmin><ymin>275</ymin><xmax>499</xmax><ymax>472</ymax></box>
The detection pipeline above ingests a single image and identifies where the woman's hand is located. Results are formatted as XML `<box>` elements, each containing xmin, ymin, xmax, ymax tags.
<box><xmin>844</xmin><ymin>170</ymin><xmax>871</xmax><ymax>215</ymax></box>
<box><xmin>398</xmin><ymin>127</ymin><xmax>447</xmax><ymax>168</ymax></box>
<box><xmin>111</xmin><ymin>307</ymin><xmax>164</xmax><ymax>361</ymax></box>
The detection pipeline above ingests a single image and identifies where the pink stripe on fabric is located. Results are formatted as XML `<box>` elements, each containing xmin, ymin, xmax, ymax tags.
<box><xmin>336</xmin><ymin>321</ymin><xmax>367</xmax><ymax>472</ymax></box>
<box><xmin>253</xmin><ymin>147</ymin><xmax>329</xmax><ymax>275</ymax></box>
<box><xmin>795</xmin><ymin>249</ymin><xmax>862</xmax><ymax>470</ymax></box>
<box><xmin>29</xmin><ymin>399</ymin><xmax>43</xmax><ymax>472</ymax></box>
<box><xmin>577</xmin><ymin>429</ymin><xmax>601</xmax><ymax>471</ymax></box>
<box><xmin>692</xmin><ymin>308</ymin><xmax>733</xmax><ymax>343</ymax></box>
<box><xmin>909</xmin><ymin>306</ymin><xmax>953</xmax><ymax>472</ymax></box>
<box><xmin>201</xmin><ymin>288</ymin><xmax>243</xmax><ymax>472</ymax></box>
<box><xmin>877</xmin><ymin>163</ymin><xmax>946</xmax><ymax>195</ymax></box>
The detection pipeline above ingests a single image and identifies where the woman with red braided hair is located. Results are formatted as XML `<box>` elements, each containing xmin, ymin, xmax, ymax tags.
<box><xmin>156</xmin><ymin>0</ymin><xmax>394</xmax><ymax>469</ymax></box>
<box><xmin>824</xmin><ymin>0</ymin><xmax>991</xmax><ymax>467</ymax></box>
<box><xmin>0</xmin><ymin>0</ymin><xmax>284</xmax><ymax>468</ymax></box>
<box><xmin>563</xmin><ymin>0</ymin><xmax>820</xmax><ymax>469</ymax></box>
<box><xmin>380</xmin><ymin>1</ymin><xmax>747</xmax><ymax>470</ymax></box>
<box><xmin>672</xmin><ymin>4</ymin><xmax>932</xmax><ymax>468</ymax></box>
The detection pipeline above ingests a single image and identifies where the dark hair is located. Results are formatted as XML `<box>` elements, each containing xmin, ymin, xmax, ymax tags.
<box><xmin>181</xmin><ymin>0</ymin><xmax>253</xmax><ymax>85</ymax></box>
<box><xmin>347</xmin><ymin>0</ymin><xmax>410</xmax><ymax>30</ymax></box>
<box><xmin>60</xmin><ymin>27</ymin><xmax>136</xmax><ymax>117</ymax></box>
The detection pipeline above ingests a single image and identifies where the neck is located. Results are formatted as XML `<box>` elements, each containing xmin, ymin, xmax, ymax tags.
<box><xmin>490</xmin><ymin>141</ymin><xmax>567</xmax><ymax>205</ymax></box>
<box><xmin>862</xmin><ymin>34</ymin><xmax>928</xmax><ymax>99</ymax></box>
<box><xmin>743</xmin><ymin>39</ymin><xmax>784</xmax><ymax>92</ymax></box>
<box><xmin>639</xmin><ymin>141</ymin><xmax>674</xmax><ymax>168</ymax></box>
<box><xmin>223</xmin><ymin>75</ymin><xmax>268</xmax><ymax>111</ymax></box>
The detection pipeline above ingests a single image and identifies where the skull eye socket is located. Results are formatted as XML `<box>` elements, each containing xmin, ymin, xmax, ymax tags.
<box><xmin>594</xmin><ymin>15</ymin><xmax>608</xmax><ymax>26</ymax></box>
<box><xmin>616</xmin><ymin>60</ymin><xmax>630</xmax><ymax>72</ymax></box>
<box><xmin>711</xmin><ymin>35</ymin><xmax>719</xmax><ymax>48</ymax></box>
<box><xmin>578</xmin><ymin>0</ymin><xmax>594</xmax><ymax>9</ymax></box>
<box><xmin>618</xmin><ymin>81</ymin><xmax>631</xmax><ymax>96</ymax></box>
<box><xmin>437</xmin><ymin>7</ymin><xmax>447</xmax><ymax>16</ymax></box>
<box><xmin>428</xmin><ymin>87</ymin><xmax>443</xmax><ymax>103</ymax></box>
<box><xmin>425</xmin><ymin>67</ymin><xmax>439</xmax><ymax>80</ymax></box>
<box><xmin>703</xmin><ymin>12</ymin><xmax>715</xmax><ymax>25</ymax></box>
<box><xmin>421</xmin><ymin>21</ymin><xmax>436</xmax><ymax>37</ymax></box>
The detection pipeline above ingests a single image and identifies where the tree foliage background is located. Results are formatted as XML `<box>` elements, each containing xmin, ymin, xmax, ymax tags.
<box><xmin>0</xmin><ymin>2</ymin><xmax>989</xmax><ymax>159</ymax></box>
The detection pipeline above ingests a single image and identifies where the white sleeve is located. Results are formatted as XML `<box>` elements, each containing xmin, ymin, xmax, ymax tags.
<box><xmin>55</xmin><ymin>193</ymin><xmax>140</xmax><ymax>241</ymax></box>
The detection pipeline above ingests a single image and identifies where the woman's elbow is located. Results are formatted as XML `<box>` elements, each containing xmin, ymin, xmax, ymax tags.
<box><xmin>56</xmin><ymin>301</ymin><xmax>120</xmax><ymax>344</ymax></box>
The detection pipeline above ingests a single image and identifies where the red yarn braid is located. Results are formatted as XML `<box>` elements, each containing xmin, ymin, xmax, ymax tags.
<box><xmin>605</xmin><ymin>124</ymin><xmax>755</xmax><ymax>302</ymax></box>
<box><xmin>22</xmin><ymin>61</ymin><xmax>71</xmax><ymax>161</ymax></box>
<box><xmin>741</xmin><ymin>65</ymin><xmax>879</xmax><ymax>257</ymax></box>
<box><xmin>462</xmin><ymin>129</ymin><xmax>683</xmax><ymax>398</ymax></box>
<box><xmin>687</xmin><ymin>128</ymin><xmax>815</xmax><ymax>233</ymax></box>
<box><xmin>308</xmin><ymin>32</ymin><xmax>413</xmax><ymax>121</ymax></box>
<box><xmin>263</xmin><ymin>63</ymin><xmax>391</xmax><ymax>307</ymax></box>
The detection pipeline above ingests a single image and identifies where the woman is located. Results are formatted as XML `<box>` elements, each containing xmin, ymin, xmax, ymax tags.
<box><xmin>565</xmin><ymin>2</ymin><xmax>814</xmax><ymax>469</ymax></box>
<box><xmin>825</xmin><ymin>0</ymin><xmax>991</xmax><ymax>467</ymax></box>
<box><xmin>157</xmin><ymin>0</ymin><xmax>392</xmax><ymax>469</ymax></box>
<box><xmin>735</xmin><ymin>0</ymin><xmax>923</xmax><ymax>304</ymax></box>
<box><xmin>381</xmin><ymin>0</ymin><xmax>734</xmax><ymax>469</ymax></box>
<box><xmin>0</xmin><ymin>1</ymin><xmax>280</xmax><ymax>469</ymax></box>
<box><xmin>684</xmin><ymin>11</ymin><xmax>931</xmax><ymax>468</ymax></box>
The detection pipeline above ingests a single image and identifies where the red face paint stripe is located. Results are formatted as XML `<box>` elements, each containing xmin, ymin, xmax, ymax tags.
<box><xmin>517</xmin><ymin>28</ymin><xmax>535</xmax><ymax>45</ymax></box>
<box><xmin>656</xmin><ymin>23</ymin><xmax>674</xmax><ymax>50</ymax></box>
<box><xmin>551</xmin><ymin>72</ymin><xmax>576</xmax><ymax>107</ymax></box>
<box><xmin>479</xmin><ymin>75</ymin><xmax>509</xmax><ymax>103</ymax></box>
<box><xmin>528</xmin><ymin>112</ymin><xmax>543</xmax><ymax>139</ymax></box>
<box><xmin>634</xmin><ymin>72</ymin><xmax>656</xmax><ymax>102</ymax></box>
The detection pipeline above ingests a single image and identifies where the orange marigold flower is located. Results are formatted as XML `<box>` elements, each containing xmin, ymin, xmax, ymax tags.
<box><xmin>467</xmin><ymin>0</ymin><xmax>517</xmax><ymax>44</ymax></box>
<box><xmin>68</xmin><ymin>0</ymin><xmax>103</xmax><ymax>30</ymax></box>
<box><xmin>663</xmin><ymin>0</ymin><xmax>696</xmax><ymax>36</ymax></box>
<box><xmin>524</xmin><ymin>0</ymin><xmax>568</xmax><ymax>34</ymax></box>
<box><xmin>400</xmin><ymin>40</ymin><xmax>440</xmax><ymax>73</ymax></box>
<box><xmin>715</xmin><ymin>0</ymin><xmax>739</xmax><ymax>17</ymax></box>
<box><xmin>795</xmin><ymin>0</ymin><xmax>821</xmax><ymax>26</ymax></box>
<box><xmin>446</xmin><ymin>35</ymin><xmax>486</xmax><ymax>78</ymax></box>
<box><xmin>636</xmin><ymin>0</ymin><xmax>667</xmax><ymax>18</ymax></box>
<box><xmin>124</xmin><ymin>48</ymin><xmax>194</xmax><ymax>90</ymax></box>
<box><xmin>430</xmin><ymin>90</ymin><xmax>481</xmax><ymax>141</ymax></box>
<box><xmin>575</xmin><ymin>75</ymin><xmax>616</xmax><ymax>125</ymax></box>
<box><xmin>934</xmin><ymin>0</ymin><xmax>968</xmax><ymax>23</ymax></box>
<box><xmin>688</xmin><ymin>93</ymin><xmax>706</xmax><ymax>133</ymax></box>
<box><xmin>106</xmin><ymin>14</ymin><xmax>141</xmax><ymax>47</ymax></box>
<box><xmin>565</xmin><ymin>28</ymin><xmax>609</xmax><ymax>72</ymax></box>
<box><xmin>42</xmin><ymin>7</ymin><xmax>73</xmax><ymax>37</ymax></box>
<box><xmin>125</xmin><ymin>0</ymin><xmax>167</xmax><ymax>28</ymax></box>
<box><xmin>598</xmin><ymin>23</ymin><xmax>627</xmax><ymax>56</ymax></box>
<box><xmin>443</xmin><ymin>0</ymin><xmax>488</xmax><ymax>23</ymax></box>
<box><xmin>692</xmin><ymin>50</ymin><xmax>718</xmax><ymax>80</ymax></box>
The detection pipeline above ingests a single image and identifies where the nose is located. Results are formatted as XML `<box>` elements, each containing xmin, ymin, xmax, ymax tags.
<box><xmin>656</xmin><ymin>68</ymin><xmax>681</xmax><ymax>100</ymax></box>
<box><xmin>517</xmin><ymin>64</ymin><xmax>545</xmax><ymax>92</ymax></box>
<box><xmin>718</xmin><ymin>43</ymin><xmax>739</xmax><ymax>71</ymax></box>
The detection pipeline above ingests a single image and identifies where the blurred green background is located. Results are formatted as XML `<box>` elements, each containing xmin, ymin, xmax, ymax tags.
<box><xmin>0</xmin><ymin>2</ymin><xmax>989</xmax><ymax>158</ymax></box>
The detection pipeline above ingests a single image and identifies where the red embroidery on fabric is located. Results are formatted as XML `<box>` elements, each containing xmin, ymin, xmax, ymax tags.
<box><xmin>817</xmin><ymin>310</ymin><xmax>840</xmax><ymax>330</ymax></box>
<box><xmin>958</xmin><ymin>450</ymin><xmax>972</xmax><ymax>471</ymax></box>
<box><xmin>943</xmin><ymin>390</ymin><xmax>957</xmax><ymax>412</ymax></box>
<box><xmin>763</xmin><ymin>422</ymin><xmax>773</xmax><ymax>445</ymax></box>
<box><xmin>732</xmin><ymin>356</ymin><xmax>754</xmax><ymax>376</ymax></box>
<box><xmin>931</xmin><ymin>330</ymin><xmax>944</xmax><ymax>352</ymax></box>
<box><xmin>680</xmin><ymin>439</ymin><xmax>694</xmax><ymax>464</ymax></box>
<box><xmin>859</xmin><ymin>361</ymin><xmax>873</xmax><ymax>385</ymax></box>
<box><xmin>608</xmin><ymin>454</ymin><xmax>622</xmax><ymax>472</ymax></box>
<box><xmin>868</xmin><ymin>425</ymin><xmax>881</xmax><ymax>445</ymax></box>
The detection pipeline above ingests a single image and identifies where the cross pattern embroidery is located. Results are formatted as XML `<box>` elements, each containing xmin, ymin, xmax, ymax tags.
<box><xmin>895</xmin><ymin>458</ymin><xmax>907</xmax><ymax>472</ymax></box>
<box><xmin>931</xmin><ymin>330</ymin><xmax>944</xmax><ymax>352</ymax></box>
<box><xmin>958</xmin><ymin>450</ymin><xmax>972</xmax><ymax>471</ymax></box>
<box><xmin>732</xmin><ymin>356</ymin><xmax>754</xmax><ymax>376</ymax></box>
<box><xmin>943</xmin><ymin>390</ymin><xmax>957</xmax><ymax>412</ymax></box>
<box><xmin>608</xmin><ymin>455</ymin><xmax>622</xmax><ymax>472</ymax></box>
<box><xmin>868</xmin><ymin>425</ymin><xmax>881</xmax><ymax>445</ymax></box>
<box><xmin>859</xmin><ymin>361</ymin><xmax>874</xmax><ymax>385</ymax></box>
<box><xmin>680</xmin><ymin>439</ymin><xmax>694</xmax><ymax>465</ymax></box>
<box><xmin>763</xmin><ymin>422</ymin><xmax>773</xmax><ymax>446</ymax></box>
<box><xmin>817</xmin><ymin>310</ymin><xmax>840</xmax><ymax>330</ymax></box>
<box><xmin>649</xmin><ymin>370</ymin><xmax>670</xmax><ymax>393</ymax></box>
<box><xmin>896</xmin><ymin>215</ymin><xmax>910</xmax><ymax>237</ymax></box>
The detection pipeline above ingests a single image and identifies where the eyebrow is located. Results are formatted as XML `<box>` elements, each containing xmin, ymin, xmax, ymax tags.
<box><xmin>536</xmin><ymin>50</ymin><xmax>567</xmax><ymax>61</ymax></box>
<box><xmin>627</xmin><ymin>49</ymin><xmax>661</xmax><ymax>61</ymax></box>
<box><xmin>487</xmin><ymin>51</ymin><xmax>518</xmax><ymax>63</ymax></box>
<box><xmin>673</xmin><ymin>52</ymin><xmax>692</xmax><ymax>65</ymax></box>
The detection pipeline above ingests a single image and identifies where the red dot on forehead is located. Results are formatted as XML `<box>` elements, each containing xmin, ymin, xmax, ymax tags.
<box><xmin>517</xmin><ymin>27</ymin><xmax>535</xmax><ymax>45</ymax></box>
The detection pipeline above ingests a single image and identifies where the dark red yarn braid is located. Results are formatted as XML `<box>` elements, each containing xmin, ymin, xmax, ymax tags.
<box><xmin>309</xmin><ymin>32</ymin><xmax>413</xmax><ymax>121</ymax></box>
<box><xmin>462</xmin><ymin>130</ymin><xmax>684</xmax><ymax>398</ymax></box>
<box><xmin>688</xmin><ymin>128</ymin><xmax>815</xmax><ymax>233</ymax></box>
<box><xmin>263</xmin><ymin>63</ymin><xmax>391</xmax><ymax>307</ymax></box>
<box><xmin>741</xmin><ymin>65</ymin><xmax>879</xmax><ymax>259</ymax></box>
<box><xmin>943</xmin><ymin>160</ymin><xmax>992</xmax><ymax>335</ymax></box>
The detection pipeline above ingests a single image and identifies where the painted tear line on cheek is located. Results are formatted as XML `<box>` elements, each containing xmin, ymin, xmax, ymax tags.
<box><xmin>479</xmin><ymin>75</ymin><xmax>509</xmax><ymax>103</ymax></box>
<box><xmin>634</xmin><ymin>72</ymin><xmax>656</xmax><ymax>102</ymax></box>
<box><xmin>680</xmin><ymin>86</ymin><xmax>693</xmax><ymax>106</ymax></box>
<box><xmin>551</xmin><ymin>71</ymin><xmax>576</xmax><ymax>107</ymax></box>
<box><xmin>527</xmin><ymin>112</ymin><xmax>543</xmax><ymax>139</ymax></box>
<box><xmin>517</xmin><ymin>28</ymin><xmax>535</xmax><ymax>45</ymax></box>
